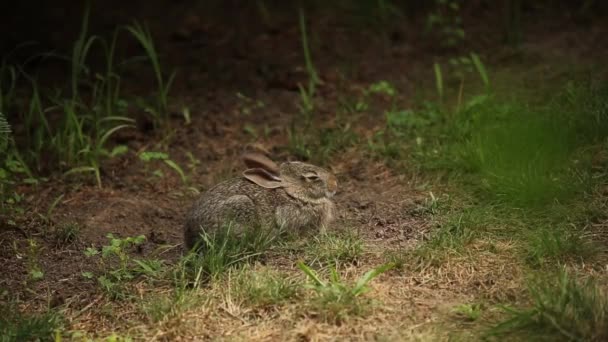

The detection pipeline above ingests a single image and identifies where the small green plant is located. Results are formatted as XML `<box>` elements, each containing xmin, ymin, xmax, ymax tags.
<box><xmin>24</xmin><ymin>239</ymin><xmax>44</xmax><ymax>281</ymax></box>
<box><xmin>490</xmin><ymin>269</ymin><xmax>608</xmax><ymax>341</ymax></box>
<box><xmin>297</xmin><ymin>262</ymin><xmax>394</xmax><ymax>323</ymax></box>
<box><xmin>426</xmin><ymin>0</ymin><xmax>465</xmax><ymax>48</ymax></box>
<box><xmin>452</xmin><ymin>303</ymin><xmax>483</xmax><ymax>321</ymax></box>
<box><xmin>138</xmin><ymin>151</ymin><xmax>187</xmax><ymax>184</ymax></box>
<box><xmin>298</xmin><ymin>7</ymin><xmax>320</xmax><ymax>114</ymax></box>
<box><xmin>54</xmin><ymin>222</ymin><xmax>80</xmax><ymax>245</ymax></box>
<box><xmin>304</xmin><ymin>232</ymin><xmax>364</xmax><ymax>266</ymax></box>
<box><xmin>84</xmin><ymin>233</ymin><xmax>146</xmax><ymax>298</ymax></box>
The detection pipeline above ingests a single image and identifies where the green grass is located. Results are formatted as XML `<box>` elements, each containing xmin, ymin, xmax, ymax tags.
<box><xmin>298</xmin><ymin>261</ymin><xmax>394</xmax><ymax>323</ymax></box>
<box><xmin>371</xmin><ymin>77</ymin><xmax>608</xmax><ymax>278</ymax></box>
<box><xmin>0</xmin><ymin>6</ymin><xmax>175</xmax><ymax>189</ymax></box>
<box><xmin>524</xmin><ymin>224</ymin><xmax>596</xmax><ymax>268</ymax></box>
<box><xmin>0</xmin><ymin>303</ymin><xmax>63</xmax><ymax>342</ymax></box>
<box><xmin>304</xmin><ymin>231</ymin><xmax>364</xmax><ymax>267</ymax></box>
<box><xmin>178</xmin><ymin>223</ymin><xmax>278</xmax><ymax>284</ymax></box>
<box><xmin>126</xmin><ymin>21</ymin><xmax>175</xmax><ymax>130</ymax></box>
<box><xmin>490</xmin><ymin>268</ymin><xmax>608</xmax><ymax>341</ymax></box>
<box><xmin>53</xmin><ymin>222</ymin><xmax>81</xmax><ymax>245</ymax></box>
<box><xmin>229</xmin><ymin>266</ymin><xmax>300</xmax><ymax>309</ymax></box>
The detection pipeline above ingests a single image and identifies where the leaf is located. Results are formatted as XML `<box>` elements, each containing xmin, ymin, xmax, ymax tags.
<box><xmin>30</xmin><ymin>269</ymin><xmax>44</xmax><ymax>280</ymax></box>
<box><xmin>352</xmin><ymin>262</ymin><xmax>394</xmax><ymax>296</ymax></box>
<box><xmin>297</xmin><ymin>261</ymin><xmax>326</xmax><ymax>287</ymax></box>
<box><xmin>434</xmin><ymin>63</ymin><xmax>444</xmax><ymax>102</ymax></box>
<box><xmin>82</xmin><ymin>271</ymin><xmax>94</xmax><ymax>279</ymax></box>
<box><xmin>139</xmin><ymin>151</ymin><xmax>168</xmax><ymax>162</ymax></box>
<box><xmin>164</xmin><ymin>159</ymin><xmax>187</xmax><ymax>183</ymax></box>
<box><xmin>98</xmin><ymin>124</ymin><xmax>133</xmax><ymax>148</ymax></box>
<box><xmin>110</xmin><ymin>145</ymin><xmax>129</xmax><ymax>157</ymax></box>
<box><xmin>64</xmin><ymin>166</ymin><xmax>96</xmax><ymax>177</ymax></box>
<box><xmin>470</xmin><ymin>52</ymin><xmax>489</xmax><ymax>88</ymax></box>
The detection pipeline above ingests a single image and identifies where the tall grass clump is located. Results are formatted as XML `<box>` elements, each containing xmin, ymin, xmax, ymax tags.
<box><xmin>177</xmin><ymin>223</ymin><xmax>278</xmax><ymax>285</ymax></box>
<box><xmin>126</xmin><ymin>21</ymin><xmax>175</xmax><ymax>130</ymax></box>
<box><xmin>490</xmin><ymin>268</ymin><xmax>608</xmax><ymax>341</ymax></box>
<box><xmin>412</xmin><ymin>79</ymin><xmax>608</xmax><ymax>208</ymax></box>
<box><xmin>2</xmin><ymin>5</ymin><xmax>176</xmax><ymax>187</ymax></box>
<box><xmin>0</xmin><ymin>302</ymin><xmax>64</xmax><ymax>342</ymax></box>
<box><xmin>448</xmin><ymin>96</ymin><xmax>578</xmax><ymax>206</ymax></box>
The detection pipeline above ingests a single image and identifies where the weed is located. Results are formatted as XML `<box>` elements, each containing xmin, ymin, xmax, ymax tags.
<box><xmin>287</xmin><ymin>7</ymin><xmax>322</xmax><ymax>160</ymax></box>
<box><xmin>126</xmin><ymin>21</ymin><xmax>176</xmax><ymax>130</ymax></box>
<box><xmin>178</xmin><ymin>223</ymin><xmax>278</xmax><ymax>283</ymax></box>
<box><xmin>490</xmin><ymin>268</ymin><xmax>608</xmax><ymax>341</ymax></box>
<box><xmin>434</xmin><ymin>62</ymin><xmax>444</xmax><ymax>103</ymax></box>
<box><xmin>54</xmin><ymin>222</ymin><xmax>80</xmax><ymax>245</ymax></box>
<box><xmin>229</xmin><ymin>266</ymin><xmax>300</xmax><ymax>309</ymax></box>
<box><xmin>138</xmin><ymin>289</ymin><xmax>201</xmax><ymax>324</ymax></box>
<box><xmin>452</xmin><ymin>303</ymin><xmax>483</xmax><ymax>322</ymax></box>
<box><xmin>24</xmin><ymin>239</ymin><xmax>44</xmax><ymax>282</ymax></box>
<box><xmin>525</xmin><ymin>225</ymin><xmax>596</xmax><ymax>268</ymax></box>
<box><xmin>132</xmin><ymin>258</ymin><xmax>166</xmax><ymax>278</ymax></box>
<box><xmin>139</xmin><ymin>151</ymin><xmax>187</xmax><ymax>184</ymax></box>
<box><xmin>304</xmin><ymin>232</ymin><xmax>364</xmax><ymax>267</ymax></box>
<box><xmin>298</xmin><ymin>7</ymin><xmax>320</xmax><ymax>101</ymax></box>
<box><xmin>298</xmin><ymin>262</ymin><xmax>394</xmax><ymax>323</ymax></box>
<box><xmin>426</xmin><ymin>0</ymin><xmax>465</xmax><ymax>48</ymax></box>
<box><xmin>0</xmin><ymin>300</ymin><xmax>64</xmax><ymax>342</ymax></box>
<box><xmin>0</xmin><ymin>113</ymin><xmax>10</xmax><ymax>145</ymax></box>
<box><xmin>84</xmin><ymin>234</ymin><xmax>146</xmax><ymax>299</ymax></box>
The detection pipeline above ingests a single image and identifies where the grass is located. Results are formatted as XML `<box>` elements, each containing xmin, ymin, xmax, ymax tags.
<box><xmin>304</xmin><ymin>231</ymin><xmax>364</xmax><ymax>267</ymax></box>
<box><xmin>3</xmin><ymin>4</ymin><xmax>608</xmax><ymax>340</ymax></box>
<box><xmin>178</xmin><ymin>223</ymin><xmax>278</xmax><ymax>284</ymax></box>
<box><xmin>53</xmin><ymin>222</ymin><xmax>81</xmax><ymax>245</ymax></box>
<box><xmin>0</xmin><ymin>302</ymin><xmax>63</xmax><ymax>342</ymax></box>
<box><xmin>490</xmin><ymin>268</ymin><xmax>608</xmax><ymax>341</ymax></box>
<box><xmin>524</xmin><ymin>224</ymin><xmax>597</xmax><ymax>268</ymax></box>
<box><xmin>0</xmin><ymin>6</ymin><xmax>175</xmax><ymax>190</ymax></box>
<box><xmin>126</xmin><ymin>21</ymin><xmax>176</xmax><ymax>130</ymax></box>
<box><xmin>298</xmin><ymin>262</ymin><xmax>394</xmax><ymax>323</ymax></box>
<box><xmin>228</xmin><ymin>266</ymin><xmax>300</xmax><ymax>309</ymax></box>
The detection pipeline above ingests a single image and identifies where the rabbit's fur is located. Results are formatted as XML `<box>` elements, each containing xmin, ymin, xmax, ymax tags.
<box><xmin>184</xmin><ymin>153</ymin><xmax>338</xmax><ymax>251</ymax></box>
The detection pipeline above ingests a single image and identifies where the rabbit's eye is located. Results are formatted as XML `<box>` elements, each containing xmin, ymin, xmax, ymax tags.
<box><xmin>303</xmin><ymin>173</ymin><xmax>320</xmax><ymax>181</ymax></box>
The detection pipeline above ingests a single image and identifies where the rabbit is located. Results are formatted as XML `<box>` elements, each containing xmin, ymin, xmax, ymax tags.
<box><xmin>183</xmin><ymin>152</ymin><xmax>338</xmax><ymax>251</ymax></box>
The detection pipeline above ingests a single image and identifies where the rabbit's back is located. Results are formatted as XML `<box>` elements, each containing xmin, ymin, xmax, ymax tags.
<box><xmin>183</xmin><ymin>177</ymin><xmax>287</xmax><ymax>250</ymax></box>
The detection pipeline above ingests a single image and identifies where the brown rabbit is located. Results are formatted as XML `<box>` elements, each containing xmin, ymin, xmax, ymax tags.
<box><xmin>183</xmin><ymin>153</ymin><xmax>338</xmax><ymax>251</ymax></box>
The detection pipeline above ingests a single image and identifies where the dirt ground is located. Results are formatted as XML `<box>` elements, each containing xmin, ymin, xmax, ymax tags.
<box><xmin>1</xmin><ymin>1</ymin><xmax>607</xmax><ymax>340</ymax></box>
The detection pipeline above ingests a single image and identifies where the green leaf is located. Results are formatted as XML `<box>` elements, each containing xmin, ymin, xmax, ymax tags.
<box><xmin>352</xmin><ymin>262</ymin><xmax>394</xmax><ymax>296</ymax></box>
<box><xmin>470</xmin><ymin>52</ymin><xmax>489</xmax><ymax>88</ymax></box>
<box><xmin>139</xmin><ymin>151</ymin><xmax>168</xmax><ymax>162</ymax></box>
<box><xmin>82</xmin><ymin>271</ymin><xmax>94</xmax><ymax>279</ymax></box>
<box><xmin>84</xmin><ymin>247</ymin><xmax>99</xmax><ymax>257</ymax></box>
<box><xmin>163</xmin><ymin>159</ymin><xmax>187</xmax><ymax>184</ymax></box>
<box><xmin>110</xmin><ymin>145</ymin><xmax>129</xmax><ymax>157</ymax></box>
<box><xmin>64</xmin><ymin>166</ymin><xmax>96</xmax><ymax>177</ymax></box>
<box><xmin>297</xmin><ymin>261</ymin><xmax>326</xmax><ymax>287</ymax></box>
<box><xmin>30</xmin><ymin>269</ymin><xmax>44</xmax><ymax>280</ymax></box>
<box><xmin>98</xmin><ymin>124</ymin><xmax>133</xmax><ymax>148</ymax></box>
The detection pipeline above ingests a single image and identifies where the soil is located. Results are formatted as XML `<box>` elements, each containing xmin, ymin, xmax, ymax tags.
<box><xmin>1</xmin><ymin>1</ymin><xmax>607</xmax><ymax>340</ymax></box>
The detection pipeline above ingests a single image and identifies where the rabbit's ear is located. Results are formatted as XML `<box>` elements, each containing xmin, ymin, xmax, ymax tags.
<box><xmin>242</xmin><ymin>153</ymin><xmax>280</xmax><ymax>175</ymax></box>
<box><xmin>243</xmin><ymin>168</ymin><xmax>284</xmax><ymax>189</ymax></box>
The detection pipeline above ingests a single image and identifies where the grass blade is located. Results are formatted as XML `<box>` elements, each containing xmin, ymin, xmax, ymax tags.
<box><xmin>297</xmin><ymin>262</ymin><xmax>326</xmax><ymax>287</ymax></box>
